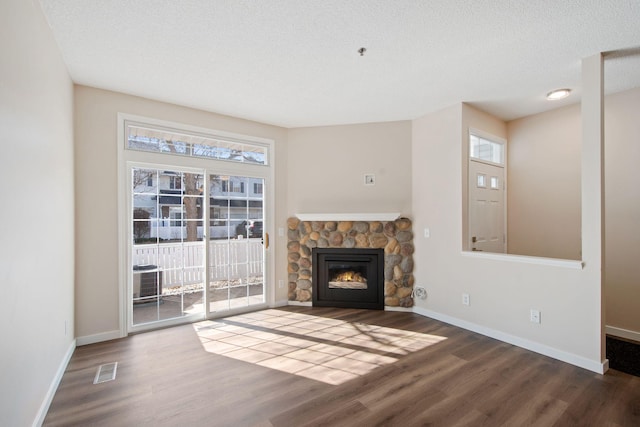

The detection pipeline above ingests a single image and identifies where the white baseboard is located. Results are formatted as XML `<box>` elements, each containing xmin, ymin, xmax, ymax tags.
<box><xmin>76</xmin><ymin>330</ymin><xmax>122</xmax><ymax>346</ymax></box>
<box><xmin>413</xmin><ymin>306</ymin><xmax>608</xmax><ymax>374</ymax></box>
<box><xmin>287</xmin><ymin>301</ymin><xmax>312</xmax><ymax>306</ymax></box>
<box><xmin>285</xmin><ymin>302</ymin><xmax>410</xmax><ymax>311</ymax></box>
<box><xmin>385</xmin><ymin>306</ymin><xmax>413</xmax><ymax>312</ymax></box>
<box><xmin>271</xmin><ymin>299</ymin><xmax>289</xmax><ymax>308</ymax></box>
<box><xmin>33</xmin><ymin>339</ymin><xmax>76</xmax><ymax>427</ymax></box>
<box><xmin>606</xmin><ymin>325</ymin><xmax>640</xmax><ymax>342</ymax></box>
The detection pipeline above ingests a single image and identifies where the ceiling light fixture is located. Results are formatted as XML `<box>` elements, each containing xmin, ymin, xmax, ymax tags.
<box><xmin>546</xmin><ymin>88</ymin><xmax>571</xmax><ymax>100</ymax></box>
<box><xmin>358</xmin><ymin>47</ymin><xmax>367</xmax><ymax>56</ymax></box>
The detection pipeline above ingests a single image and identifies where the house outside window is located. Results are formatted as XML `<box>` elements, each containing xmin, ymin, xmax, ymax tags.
<box><xmin>221</xmin><ymin>180</ymin><xmax>245</xmax><ymax>193</ymax></box>
<box><xmin>169</xmin><ymin>207</ymin><xmax>184</xmax><ymax>226</ymax></box>
<box><xmin>169</xmin><ymin>176</ymin><xmax>182</xmax><ymax>190</ymax></box>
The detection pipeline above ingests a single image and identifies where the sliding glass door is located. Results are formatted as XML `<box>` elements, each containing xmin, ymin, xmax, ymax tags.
<box><xmin>121</xmin><ymin>116</ymin><xmax>272</xmax><ymax>333</ymax></box>
<box><xmin>129</xmin><ymin>166</ymin><xmax>267</xmax><ymax>330</ymax></box>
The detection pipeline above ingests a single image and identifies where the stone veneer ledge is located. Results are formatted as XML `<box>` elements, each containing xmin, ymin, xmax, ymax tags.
<box><xmin>287</xmin><ymin>217</ymin><xmax>415</xmax><ymax>308</ymax></box>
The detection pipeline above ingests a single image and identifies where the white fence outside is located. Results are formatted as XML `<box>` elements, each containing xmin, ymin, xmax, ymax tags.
<box><xmin>149</xmin><ymin>224</ymin><xmax>244</xmax><ymax>240</ymax></box>
<box><xmin>133</xmin><ymin>239</ymin><xmax>263</xmax><ymax>287</ymax></box>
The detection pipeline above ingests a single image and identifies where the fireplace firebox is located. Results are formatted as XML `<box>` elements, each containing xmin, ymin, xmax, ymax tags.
<box><xmin>312</xmin><ymin>248</ymin><xmax>384</xmax><ymax>310</ymax></box>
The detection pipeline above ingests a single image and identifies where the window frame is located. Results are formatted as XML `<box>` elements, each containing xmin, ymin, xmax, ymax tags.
<box><xmin>117</xmin><ymin>113</ymin><xmax>276</xmax><ymax>337</ymax></box>
<box><xmin>125</xmin><ymin>119</ymin><xmax>270</xmax><ymax>166</ymax></box>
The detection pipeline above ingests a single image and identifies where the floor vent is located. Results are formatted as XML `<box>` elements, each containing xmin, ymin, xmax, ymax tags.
<box><xmin>94</xmin><ymin>362</ymin><xmax>118</xmax><ymax>384</ymax></box>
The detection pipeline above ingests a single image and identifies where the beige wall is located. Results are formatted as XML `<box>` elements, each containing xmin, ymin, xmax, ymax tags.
<box><xmin>287</xmin><ymin>121</ymin><xmax>412</xmax><ymax>216</ymax></box>
<box><xmin>0</xmin><ymin>0</ymin><xmax>75</xmax><ymax>425</ymax></box>
<box><xmin>507</xmin><ymin>104</ymin><xmax>582</xmax><ymax>260</ymax></box>
<box><xmin>74</xmin><ymin>86</ymin><xmax>288</xmax><ymax>340</ymax></box>
<box><xmin>412</xmin><ymin>102</ymin><xmax>603</xmax><ymax>370</ymax></box>
<box><xmin>504</xmin><ymin>87</ymin><xmax>640</xmax><ymax>336</ymax></box>
<box><xmin>604</xmin><ymin>87</ymin><xmax>640</xmax><ymax>336</ymax></box>
<box><xmin>75</xmin><ymin>102</ymin><xmax>411</xmax><ymax>340</ymax></box>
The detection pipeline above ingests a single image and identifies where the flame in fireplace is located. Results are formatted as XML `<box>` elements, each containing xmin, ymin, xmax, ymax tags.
<box><xmin>332</xmin><ymin>271</ymin><xmax>367</xmax><ymax>283</ymax></box>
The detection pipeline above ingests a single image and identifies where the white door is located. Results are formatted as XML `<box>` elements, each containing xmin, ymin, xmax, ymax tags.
<box><xmin>469</xmin><ymin>159</ymin><xmax>506</xmax><ymax>253</ymax></box>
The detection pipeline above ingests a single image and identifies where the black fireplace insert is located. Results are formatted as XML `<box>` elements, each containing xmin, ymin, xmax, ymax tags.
<box><xmin>312</xmin><ymin>248</ymin><xmax>384</xmax><ymax>310</ymax></box>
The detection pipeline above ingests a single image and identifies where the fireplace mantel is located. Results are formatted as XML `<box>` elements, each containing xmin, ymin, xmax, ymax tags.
<box><xmin>295</xmin><ymin>213</ymin><xmax>401</xmax><ymax>221</ymax></box>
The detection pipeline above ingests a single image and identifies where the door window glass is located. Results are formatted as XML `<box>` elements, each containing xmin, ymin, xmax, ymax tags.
<box><xmin>470</xmin><ymin>134</ymin><xmax>504</xmax><ymax>164</ymax></box>
<box><xmin>477</xmin><ymin>173</ymin><xmax>487</xmax><ymax>188</ymax></box>
<box><xmin>490</xmin><ymin>176</ymin><xmax>499</xmax><ymax>189</ymax></box>
<box><xmin>131</xmin><ymin>167</ymin><xmax>205</xmax><ymax>326</ymax></box>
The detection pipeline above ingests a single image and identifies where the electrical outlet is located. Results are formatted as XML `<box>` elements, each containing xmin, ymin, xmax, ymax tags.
<box><xmin>278</xmin><ymin>280</ymin><xmax>284</xmax><ymax>289</ymax></box>
<box><xmin>462</xmin><ymin>293</ymin><xmax>470</xmax><ymax>306</ymax></box>
<box><xmin>424</xmin><ymin>228</ymin><xmax>430</xmax><ymax>238</ymax></box>
<box><xmin>413</xmin><ymin>287</ymin><xmax>427</xmax><ymax>300</ymax></box>
<box><xmin>530</xmin><ymin>309</ymin><xmax>541</xmax><ymax>324</ymax></box>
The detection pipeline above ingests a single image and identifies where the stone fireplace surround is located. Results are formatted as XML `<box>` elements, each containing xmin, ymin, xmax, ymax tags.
<box><xmin>287</xmin><ymin>216</ymin><xmax>415</xmax><ymax>308</ymax></box>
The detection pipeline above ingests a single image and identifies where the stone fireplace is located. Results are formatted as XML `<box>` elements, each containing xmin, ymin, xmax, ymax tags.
<box><xmin>312</xmin><ymin>247</ymin><xmax>384</xmax><ymax>309</ymax></box>
<box><xmin>287</xmin><ymin>217</ymin><xmax>414</xmax><ymax>308</ymax></box>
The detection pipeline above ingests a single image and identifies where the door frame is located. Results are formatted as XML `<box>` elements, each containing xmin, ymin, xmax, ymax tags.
<box><xmin>117</xmin><ymin>113</ymin><xmax>275</xmax><ymax>337</ymax></box>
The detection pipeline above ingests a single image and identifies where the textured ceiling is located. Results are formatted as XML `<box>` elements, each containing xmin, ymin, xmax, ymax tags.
<box><xmin>38</xmin><ymin>0</ymin><xmax>640</xmax><ymax>128</ymax></box>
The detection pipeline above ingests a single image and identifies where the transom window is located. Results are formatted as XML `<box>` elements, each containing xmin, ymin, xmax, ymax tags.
<box><xmin>470</xmin><ymin>133</ymin><xmax>504</xmax><ymax>165</ymax></box>
<box><xmin>126</xmin><ymin>121</ymin><xmax>268</xmax><ymax>165</ymax></box>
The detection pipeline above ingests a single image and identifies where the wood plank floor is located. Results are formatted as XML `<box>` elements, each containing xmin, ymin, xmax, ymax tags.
<box><xmin>44</xmin><ymin>306</ymin><xmax>640</xmax><ymax>426</ymax></box>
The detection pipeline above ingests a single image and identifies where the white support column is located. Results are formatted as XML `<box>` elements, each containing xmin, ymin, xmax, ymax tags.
<box><xmin>581</xmin><ymin>53</ymin><xmax>606</xmax><ymax>364</ymax></box>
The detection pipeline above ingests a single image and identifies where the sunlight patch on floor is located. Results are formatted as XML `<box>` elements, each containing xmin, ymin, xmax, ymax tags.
<box><xmin>193</xmin><ymin>309</ymin><xmax>447</xmax><ymax>385</ymax></box>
